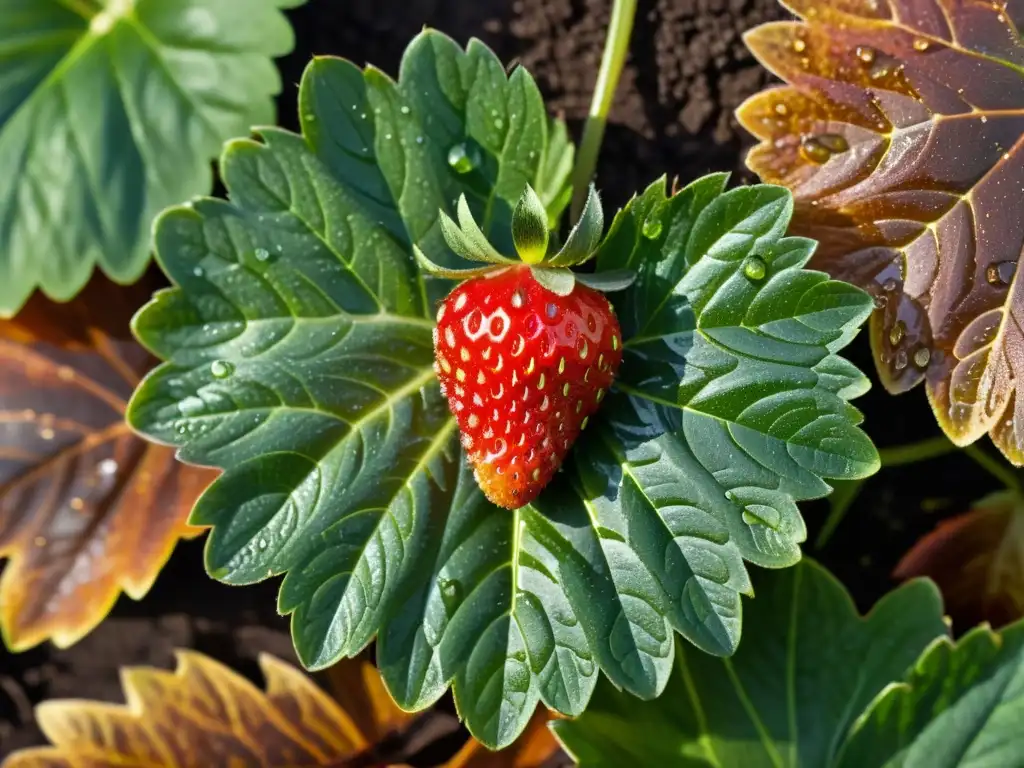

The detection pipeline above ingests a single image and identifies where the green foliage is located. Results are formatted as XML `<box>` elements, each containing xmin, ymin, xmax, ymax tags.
<box><xmin>0</xmin><ymin>0</ymin><xmax>303</xmax><ymax>315</ymax></box>
<box><xmin>554</xmin><ymin>560</ymin><xmax>1024</xmax><ymax>768</ymax></box>
<box><xmin>126</xmin><ymin>30</ymin><xmax>878</xmax><ymax>748</ymax></box>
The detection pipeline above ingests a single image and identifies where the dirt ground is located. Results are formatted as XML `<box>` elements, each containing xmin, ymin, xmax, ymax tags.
<box><xmin>1</xmin><ymin>0</ymin><xmax>1004</xmax><ymax>762</ymax></box>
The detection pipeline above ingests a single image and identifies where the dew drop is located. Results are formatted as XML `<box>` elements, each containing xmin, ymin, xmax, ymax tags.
<box><xmin>400</xmin><ymin>105</ymin><xmax>411</xmax><ymax>115</ymax></box>
<box><xmin>447</xmin><ymin>142</ymin><xmax>481</xmax><ymax>174</ymax></box>
<box><xmin>254</xmin><ymin>247</ymin><xmax>270</xmax><ymax>262</ymax></box>
<box><xmin>894</xmin><ymin>349</ymin><xmax>908</xmax><ymax>371</ymax></box>
<box><xmin>856</xmin><ymin>45</ymin><xmax>876</xmax><ymax>64</ymax></box>
<box><xmin>792</xmin><ymin>37</ymin><xmax>807</xmax><ymax>53</ymax></box>
<box><xmin>210</xmin><ymin>360</ymin><xmax>234</xmax><ymax>379</ymax></box>
<box><xmin>742</xmin><ymin>255</ymin><xmax>767</xmax><ymax>280</ymax></box>
<box><xmin>882</xmin><ymin>277</ymin><xmax>899</xmax><ymax>292</ymax></box>
<box><xmin>438</xmin><ymin>578</ymin><xmax>463</xmax><ymax>611</ymax></box>
<box><xmin>257</xmin><ymin>538</ymin><xmax>268</xmax><ymax>550</ymax></box>
<box><xmin>913</xmin><ymin>347</ymin><xmax>931</xmax><ymax>368</ymax></box>
<box><xmin>192</xmin><ymin>265</ymin><xmax>204</xmax><ymax>277</ymax></box>
<box><xmin>641</xmin><ymin>214</ymin><xmax>663</xmax><ymax>240</ymax></box>
<box><xmin>986</xmin><ymin>260</ymin><xmax>1016</xmax><ymax>286</ymax></box>
<box><xmin>889</xmin><ymin>320</ymin><xmax>905</xmax><ymax>346</ymax></box>
<box><xmin>800</xmin><ymin>134</ymin><xmax>848</xmax><ymax>164</ymax></box>
<box><xmin>913</xmin><ymin>38</ymin><xmax>930</xmax><ymax>51</ymax></box>
<box><xmin>98</xmin><ymin>458</ymin><xmax>118</xmax><ymax>476</ymax></box>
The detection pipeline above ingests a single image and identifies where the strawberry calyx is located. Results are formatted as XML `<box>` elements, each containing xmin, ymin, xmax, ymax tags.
<box><xmin>412</xmin><ymin>183</ymin><xmax>635</xmax><ymax>297</ymax></box>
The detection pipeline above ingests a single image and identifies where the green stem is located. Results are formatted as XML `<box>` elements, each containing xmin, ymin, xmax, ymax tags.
<box><xmin>814</xmin><ymin>479</ymin><xmax>867</xmax><ymax>550</ymax></box>
<box><xmin>964</xmin><ymin>444</ymin><xmax>1023</xmax><ymax>493</ymax></box>
<box><xmin>569</xmin><ymin>0</ymin><xmax>638</xmax><ymax>222</ymax></box>
<box><xmin>877</xmin><ymin>435</ymin><xmax>958</xmax><ymax>467</ymax></box>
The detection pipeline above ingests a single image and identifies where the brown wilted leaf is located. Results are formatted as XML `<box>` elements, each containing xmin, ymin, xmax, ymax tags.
<box><xmin>894</xmin><ymin>489</ymin><xmax>1024</xmax><ymax>630</ymax></box>
<box><xmin>0</xmin><ymin>276</ymin><xmax>216</xmax><ymax>651</ymax></box>
<box><xmin>2</xmin><ymin>651</ymin><xmax>370</xmax><ymax>767</ymax></box>
<box><xmin>4</xmin><ymin>650</ymin><xmax>563</xmax><ymax>768</ymax></box>
<box><xmin>445</xmin><ymin>708</ymin><xmax>561</xmax><ymax>768</ymax></box>
<box><xmin>738</xmin><ymin>0</ymin><xmax>1024</xmax><ymax>462</ymax></box>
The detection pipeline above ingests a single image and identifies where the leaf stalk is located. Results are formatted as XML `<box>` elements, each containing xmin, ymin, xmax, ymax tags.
<box><xmin>569</xmin><ymin>0</ymin><xmax>637</xmax><ymax>222</ymax></box>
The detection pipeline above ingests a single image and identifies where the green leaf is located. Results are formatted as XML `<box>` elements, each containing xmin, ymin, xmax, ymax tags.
<box><xmin>0</xmin><ymin>0</ymin><xmax>303</xmax><ymax>316</ymax></box>
<box><xmin>551</xmin><ymin>560</ymin><xmax>948</xmax><ymax>767</ymax></box>
<box><xmin>838</xmin><ymin>621</ymin><xmax>1024</xmax><ymax>768</ymax></box>
<box><xmin>126</xmin><ymin>32</ymin><xmax>878</xmax><ymax>749</ymax></box>
<box><xmin>512</xmin><ymin>185</ymin><xmax>549</xmax><ymax>264</ymax></box>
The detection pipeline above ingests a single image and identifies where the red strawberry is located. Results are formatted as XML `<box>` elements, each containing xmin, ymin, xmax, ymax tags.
<box><xmin>416</xmin><ymin>182</ymin><xmax>630</xmax><ymax>508</ymax></box>
<box><xmin>433</xmin><ymin>265</ymin><xmax>622</xmax><ymax>509</ymax></box>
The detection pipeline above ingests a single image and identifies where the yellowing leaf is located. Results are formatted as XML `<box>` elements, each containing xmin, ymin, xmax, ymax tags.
<box><xmin>738</xmin><ymin>0</ymin><xmax>1024</xmax><ymax>463</ymax></box>
<box><xmin>3</xmin><ymin>651</ymin><xmax>367</xmax><ymax>767</ymax></box>
<box><xmin>0</xmin><ymin>276</ymin><xmax>216</xmax><ymax>650</ymax></box>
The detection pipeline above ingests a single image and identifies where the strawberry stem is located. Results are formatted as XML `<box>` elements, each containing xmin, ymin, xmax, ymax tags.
<box><xmin>569</xmin><ymin>0</ymin><xmax>638</xmax><ymax>223</ymax></box>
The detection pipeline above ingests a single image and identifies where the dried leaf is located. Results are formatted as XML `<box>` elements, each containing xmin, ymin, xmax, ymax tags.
<box><xmin>894</xmin><ymin>489</ymin><xmax>1024</xmax><ymax>630</ymax></box>
<box><xmin>738</xmin><ymin>0</ymin><xmax>1024</xmax><ymax>462</ymax></box>
<box><xmin>323</xmin><ymin>650</ymin><xmax>415</xmax><ymax>746</ymax></box>
<box><xmin>3</xmin><ymin>651</ymin><xmax>366</xmax><ymax>767</ymax></box>
<box><xmin>446</xmin><ymin>708</ymin><xmax>560</xmax><ymax>768</ymax></box>
<box><xmin>0</xmin><ymin>276</ymin><xmax>216</xmax><ymax>651</ymax></box>
<box><xmin>4</xmin><ymin>650</ymin><xmax>561</xmax><ymax>768</ymax></box>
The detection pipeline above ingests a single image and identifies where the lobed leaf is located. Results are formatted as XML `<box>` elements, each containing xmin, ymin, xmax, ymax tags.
<box><xmin>0</xmin><ymin>0</ymin><xmax>304</xmax><ymax>316</ymax></box>
<box><xmin>738</xmin><ymin>0</ymin><xmax>1024</xmax><ymax>463</ymax></box>
<box><xmin>0</xmin><ymin>276</ymin><xmax>215</xmax><ymax>651</ymax></box>
<box><xmin>126</xmin><ymin>31</ymin><xmax>877</xmax><ymax>748</ymax></box>
<box><xmin>552</xmin><ymin>559</ymin><xmax>948</xmax><ymax>767</ymax></box>
<box><xmin>4</xmin><ymin>651</ymin><xmax>385</xmax><ymax>767</ymax></box>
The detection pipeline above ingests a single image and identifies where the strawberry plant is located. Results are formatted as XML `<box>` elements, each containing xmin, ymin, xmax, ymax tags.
<box><xmin>9</xmin><ymin>0</ymin><xmax>1024</xmax><ymax>762</ymax></box>
<box><xmin>122</xmin><ymin>18</ymin><xmax>880</xmax><ymax>748</ymax></box>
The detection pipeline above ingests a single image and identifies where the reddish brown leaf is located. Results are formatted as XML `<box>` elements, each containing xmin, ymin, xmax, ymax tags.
<box><xmin>0</xmin><ymin>276</ymin><xmax>216</xmax><ymax>651</ymax></box>
<box><xmin>738</xmin><ymin>0</ymin><xmax>1024</xmax><ymax>462</ymax></box>
<box><xmin>894</xmin><ymin>489</ymin><xmax>1024</xmax><ymax>630</ymax></box>
<box><xmin>2</xmin><ymin>651</ymin><xmax>367</xmax><ymax>767</ymax></box>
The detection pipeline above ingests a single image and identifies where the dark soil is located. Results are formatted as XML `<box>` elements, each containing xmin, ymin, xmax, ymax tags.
<box><xmin>2</xmin><ymin>0</ymin><xmax>1004</xmax><ymax>762</ymax></box>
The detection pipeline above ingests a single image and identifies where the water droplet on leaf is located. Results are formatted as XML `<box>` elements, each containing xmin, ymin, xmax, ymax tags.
<box><xmin>986</xmin><ymin>260</ymin><xmax>1016</xmax><ymax>286</ymax></box>
<box><xmin>914</xmin><ymin>347</ymin><xmax>931</xmax><ymax>368</ymax></box>
<box><xmin>254</xmin><ymin>248</ymin><xmax>270</xmax><ymax>262</ymax></box>
<box><xmin>742</xmin><ymin>255</ymin><xmax>767</xmax><ymax>280</ymax></box>
<box><xmin>438</xmin><ymin>577</ymin><xmax>462</xmax><ymax>611</ymax></box>
<box><xmin>856</xmin><ymin>46</ymin><xmax>876</xmax><ymax>64</ymax></box>
<box><xmin>889</xmin><ymin>320</ymin><xmax>905</xmax><ymax>346</ymax></box>
<box><xmin>894</xmin><ymin>349</ymin><xmax>908</xmax><ymax>370</ymax></box>
<box><xmin>210</xmin><ymin>360</ymin><xmax>234</xmax><ymax>379</ymax></box>
<box><xmin>641</xmin><ymin>214</ymin><xmax>662</xmax><ymax>239</ymax></box>
<box><xmin>447</xmin><ymin>143</ymin><xmax>481</xmax><ymax>174</ymax></box>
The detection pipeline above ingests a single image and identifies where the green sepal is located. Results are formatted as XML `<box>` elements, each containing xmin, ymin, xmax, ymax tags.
<box><xmin>547</xmin><ymin>184</ymin><xmax>604</xmax><ymax>267</ymax></box>
<box><xmin>436</xmin><ymin>195</ymin><xmax>512</xmax><ymax>265</ymax></box>
<box><xmin>414</xmin><ymin>246</ymin><xmax>507</xmax><ymax>280</ymax></box>
<box><xmin>512</xmin><ymin>184</ymin><xmax>550</xmax><ymax>264</ymax></box>
<box><xmin>530</xmin><ymin>267</ymin><xmax>575</xmax><ymax>296</ymax></box>
<box><xmin>574</xmin><ymin>269</ymin><xmax>636</xmax><ymax>292</ymax></box>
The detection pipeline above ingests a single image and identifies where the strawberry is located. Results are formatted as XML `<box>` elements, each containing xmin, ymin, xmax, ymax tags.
<box><xmin>433</xmin><ymin>265</ymin><xmax>622</xmax><ymax>508</ymax></box>
<box><xmin>416</xmin><ymin>183</ymin><xmax>633</xmax><ymax>509</ymax></box>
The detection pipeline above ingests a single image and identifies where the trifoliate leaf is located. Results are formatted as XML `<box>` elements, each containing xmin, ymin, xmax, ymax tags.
<box><xmin>0</xmin><ymin>0</ymin><xmax>304</xmax><ymax>316</ymax></box>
